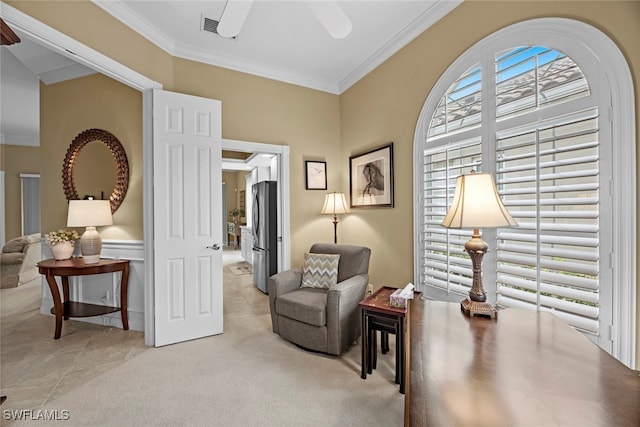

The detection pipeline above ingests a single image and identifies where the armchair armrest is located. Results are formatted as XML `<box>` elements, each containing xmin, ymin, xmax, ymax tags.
<box><xmin>268</xmin><ymin>268</ymin><xmax>302</xmax><ymax>297</ymax></box>
<box><xmin>327</xmin><ymin>274</ymin><xmax>369</xmax><ymax>312</ymax></box>
<box><xmin>0</xmin><ymin>252</ymin><xmax>26</xmax><ymax>266</ymax></box>
<box><xmin>268</xmin><ymin>268</ymin><xmax>302</xmax><ymax>334</ymax></box>
<box><xmin>326</xmin><ymin>273</ymin><xmax>369</xmax><ymax>354</ymax></box>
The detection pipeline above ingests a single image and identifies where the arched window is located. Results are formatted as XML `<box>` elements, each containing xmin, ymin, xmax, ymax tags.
<box><xmin>413</xmin><ymin>19</ymin><xmax>636</xmax><ymax>368</ymax></box>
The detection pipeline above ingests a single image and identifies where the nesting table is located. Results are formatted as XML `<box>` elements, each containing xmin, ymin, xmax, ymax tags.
<box><xmin>37</xmin><ymin>258</ymin><xmax>130</xmax><ymax>339</ymax></box>
<box><xmin>359</xmin><ymin>286</ymin><xmax>409</xmax><ymax>394</ymax></box>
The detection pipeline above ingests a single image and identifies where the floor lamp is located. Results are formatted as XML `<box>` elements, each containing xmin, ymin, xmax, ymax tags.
<box><xmin>321</xmin><ymin>192</ymin><xmax>350</xmax><ymax>244</ymax></box>
<box><xmin>441</xmin><ymin>172</ymin><xmax>517</xmax><ymax>319</ymax></box>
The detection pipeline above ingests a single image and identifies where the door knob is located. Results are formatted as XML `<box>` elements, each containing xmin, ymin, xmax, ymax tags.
<box><xmin>206</xmin><ymin>244</ymin><xmax>221</xmax><ymax>250</ymax></box>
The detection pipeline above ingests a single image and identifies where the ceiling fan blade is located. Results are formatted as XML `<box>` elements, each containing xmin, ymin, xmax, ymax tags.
<box><xmin>217</xmin><ymin>0</ymin><xmax>254</xmax><ymax>38</ymax></box>
<box><xmin>306</xmin><ymin>1</ymin><xmax>352</xmax><ymax>39</ymax></box>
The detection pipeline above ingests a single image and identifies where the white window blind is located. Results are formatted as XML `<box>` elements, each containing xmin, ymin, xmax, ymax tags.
<box><xmin>21</xmin><ymin>174</ymin><xmax>40</xmax><ymax>236</ymax></box>
<box><xmin>422</xmin><ymin>140</ymin><xmax>482</xmax><ymax>295</ymax></box>
<box><xmin>495</xmin><ymin>109</ymin><xmax>599</xmax><ymax>333</ymax></box>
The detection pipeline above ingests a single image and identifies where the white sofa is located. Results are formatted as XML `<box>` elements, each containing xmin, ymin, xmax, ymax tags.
<box><xmin>0</xmin><ymin>233</ymin><xmax>42</xmax><ymax>289</ymax></box>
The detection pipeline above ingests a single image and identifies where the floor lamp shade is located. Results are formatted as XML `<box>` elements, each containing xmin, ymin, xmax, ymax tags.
<box><xmin>321</xmin><ymin>192</ymin><xmax>350</xmax><ymax>244</ymax></box>
<box><xmin>441</xmin><ymin>172</ymin><xmax>517</xmax><ymax>318</ymax></box>
<box><xmin>67</xmin><ymin>200</ymin><xmax>113</xmax><ymax>264</ymax></box>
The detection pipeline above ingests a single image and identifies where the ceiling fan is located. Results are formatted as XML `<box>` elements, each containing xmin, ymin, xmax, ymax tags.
<box><xmin>217</xmin><ymin>0</ymin><xmax>353</xmax><ymax>39</ymax></box>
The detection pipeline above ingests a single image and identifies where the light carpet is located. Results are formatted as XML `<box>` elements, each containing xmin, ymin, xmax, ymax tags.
<box><xmin>13</xmin><ymin>314</ymin><xmax>404</xmax><ymax>427</ymax></box>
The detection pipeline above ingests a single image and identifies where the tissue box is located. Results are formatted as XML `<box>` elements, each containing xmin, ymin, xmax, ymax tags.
<box><xmin>389</xmin><ymin>289</ymin><xmax>408</xmax><ymax>308</ymax></box>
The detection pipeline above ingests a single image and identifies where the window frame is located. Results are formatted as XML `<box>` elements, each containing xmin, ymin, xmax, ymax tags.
<box><xmin>413</xmin><ymin>18</ymin><xmax>636</xmax><ymax>369</ymax></box>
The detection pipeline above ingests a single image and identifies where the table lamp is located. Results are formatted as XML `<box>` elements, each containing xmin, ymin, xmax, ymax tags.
<box><xmin>67</xmin><ymin>200</ymin><xmax>113</xmax><ymax>264</ymax></box>
<box><xmin>321</xmin><ymin>192</ymin><xmax>350</xmax><ymax>244</ymax></box>
<box><xmin>441</xmin><ymin>171</ymin><xmax>517</xmax><ymax>318</ymax></box>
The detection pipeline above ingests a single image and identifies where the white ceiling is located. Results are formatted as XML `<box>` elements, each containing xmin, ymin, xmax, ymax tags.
<box><xmin>93</xmin><ymin>0</ymin><xmax>462</xmax><ymax>94</ymax></box>
<box><xmin>1</xmin><ymin>0</ymin><xmax>462</xmax><ymax>147</ymax></box>
<box><xmin>0</xmin><ymin>28</ymin><xmax>96</xmax><ymax>146</ymax></box>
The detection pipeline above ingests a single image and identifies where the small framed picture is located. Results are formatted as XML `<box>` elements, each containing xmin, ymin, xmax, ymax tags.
<box><xmin>349</xmin><ymin>143</ymin><xmax>394</xmax><ymax>208</ymax></box>
<box><xmin>305</xmin><ymin>161</ymin><xmax>327</xmax><ymax>190</ymax></box>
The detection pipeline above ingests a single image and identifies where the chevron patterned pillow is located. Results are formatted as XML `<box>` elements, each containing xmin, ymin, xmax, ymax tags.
<box><xmin>301</xmin><ymin>253</ymin><xmax>340</xmax><ymax>289</ymax></box>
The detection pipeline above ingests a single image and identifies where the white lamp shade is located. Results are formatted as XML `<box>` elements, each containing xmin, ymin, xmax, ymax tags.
<box><xmin>66</xmin><ymin>200</ymin><xmax>112</xmax><ymax>264</ymax></box>
<box><xmin>67</xmin><ymin>200</ymin><xmax>113</xmax><ymax>227</ymax></box>
<box><xmin>441</xmin><ymin>173</ymin><xmax>517</xmax><ymax>229</ymax></box>
<box><xmin>321</xmin><ymin>192</ymin><xmax>351</xmax><ymax>215</ymax></box>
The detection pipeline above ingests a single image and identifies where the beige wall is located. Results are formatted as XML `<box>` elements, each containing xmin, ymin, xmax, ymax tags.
<box><xmin>6</xmin><ymin>1</ymin><xmax>342</xmax><ymax>261</ymax></box>
<box><xmin>5</xmin><ymin>0</ymin><xmax>639</xmax><ymax>365</ymax></box>
<box><xmin>340</xmin><ymin>0</ymin><xmax>640</xmax><ymax>365</ymax></box>
<box><xmin>170</xmin><ymin>57</ymin><xmax>343</xmax><ymax>258</ymax></box>
<box><xmin>39</xmin><ymin>74</ymin><xmax>143</xmax><ymax>240</ymax></box>
<box><xmin>0</xmin><ymin>144</ymin><xmax>40</xmax><ymax>240</ymax></box>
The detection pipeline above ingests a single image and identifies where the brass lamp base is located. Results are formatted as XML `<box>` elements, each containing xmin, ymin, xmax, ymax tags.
<box><xmin>461</xmin><ymin>298</ymin><xmax>498</xmax><ymax>319</ymax></box>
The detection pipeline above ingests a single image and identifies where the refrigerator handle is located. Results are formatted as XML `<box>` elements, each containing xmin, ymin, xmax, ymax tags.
<box><xmin>253</xmin><ymin>189</ymin><xmax>260</xmax><ymax>235</ymax></box>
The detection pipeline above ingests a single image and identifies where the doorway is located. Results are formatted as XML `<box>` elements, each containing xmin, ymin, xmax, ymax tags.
<box><xmin>3</xmin><ymin>6</ymin><xmax>291</xmax><ymax>347</ymax></box>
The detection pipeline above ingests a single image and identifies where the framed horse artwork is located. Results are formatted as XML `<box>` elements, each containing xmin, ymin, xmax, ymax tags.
<box><xmin>349</xmin><ymin>143</ymin><xmax>394</xmax><ymax>208</ymax></box>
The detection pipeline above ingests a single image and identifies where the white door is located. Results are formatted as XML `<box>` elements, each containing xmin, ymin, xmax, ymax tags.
<box><xmin>153</xmin><ymin>89</ymin><xmax>223</xmax><ymax>346</ymax></box>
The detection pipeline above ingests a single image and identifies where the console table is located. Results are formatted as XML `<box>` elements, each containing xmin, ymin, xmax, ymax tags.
<box><xmin>405</xmin><ymin>299</ymin><xmax>640</xmax><ymax>426</ymax></box>
<box><xmin>37</xmin><ymin>258</ymin><xmax>130</xmax><ymax>339</ymax></box>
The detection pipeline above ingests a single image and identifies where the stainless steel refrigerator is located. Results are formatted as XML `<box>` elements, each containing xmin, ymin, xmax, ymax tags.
<box><xmin>252</xmin><ymin>181</ymin><xmax>278</xmax><ymax>293</ymax></box>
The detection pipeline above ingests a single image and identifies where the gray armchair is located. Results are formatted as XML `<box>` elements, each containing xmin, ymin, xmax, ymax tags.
<box><xmin>268</xmin><ymin>243</ymin><xmax>371</xmax><ymax>355</ymax></box>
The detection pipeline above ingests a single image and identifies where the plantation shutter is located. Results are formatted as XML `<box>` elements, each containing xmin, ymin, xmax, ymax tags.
<box><xmin>421</xmin><ymin>140</ymin><xmax>481</xmax><ymax>295</ymax></box>
<box><xmin>495</xmin><ymin>108</ymin><xmax>600</xmax><ymax>333</ymax></box>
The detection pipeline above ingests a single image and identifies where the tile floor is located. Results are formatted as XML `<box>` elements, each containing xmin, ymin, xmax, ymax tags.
<box><xmin>0</xmin><ymin>248</ymin><xmax>264</xmax><ymax>419</ymax></box>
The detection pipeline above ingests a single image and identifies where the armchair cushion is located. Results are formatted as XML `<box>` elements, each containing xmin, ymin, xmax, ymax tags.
<box><xmin>2</xmin><ymin>237</ymin><xmax>27</xmax><ymax>253</ymax></box>
<box><xmin>301</xmin><ymin>252</ymin><xmax>340</xmax><ymax>289</ymax></box>
<box><xmin>276</xmin><ymin>288</ymin><xmax>327</xmax><ymax>327</ymax></box>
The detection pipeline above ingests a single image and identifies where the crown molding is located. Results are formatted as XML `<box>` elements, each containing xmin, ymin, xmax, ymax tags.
<box><xmin>338</xmin><ymin>0</ymin><xmax>463</xmax><ymax>93</ymax></box>
<box><xmin>92</xmin><ymin>0</ymin><xmax>176</xmax><ymax>54</ymax></box>
<box><xmin>93</xmin><ymin>0</ymin><xmax>339</xmax><ymax>93</ymax></box>
<box><xmin>172</xmin><ymin>41</ymin><xmax>340</xmax><ymax>94</ymax></box>
<box><xmin>92</xmin><ymin>0</ymin><xmax>461</xmax><ymax>95</ymax></box>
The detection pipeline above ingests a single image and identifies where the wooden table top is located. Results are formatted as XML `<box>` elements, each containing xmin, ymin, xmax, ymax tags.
<box><xmin>37</xmin><ymin>258</ymin><xmax>129</xmax><ymax>275</ymax></box>
<box><xmin>407</xmin><ymin>299</ymin><xmax>640</xmax><ymax>426</ymax></box>
<box><xmin>359</xmin><ymin>286</ymin><xmax>407</xmax><ymax>316</ymax></box>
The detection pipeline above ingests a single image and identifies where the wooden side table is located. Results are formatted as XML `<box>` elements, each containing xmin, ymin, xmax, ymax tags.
<box><xmin>37</xmin><ymin>258</ymin><xmax>130</xmax><ymax>339</ymax></box>
<box><xmin>359</xmin><ymin>286</ymin><xmax>408</xmax><ymax>393</ymax></box>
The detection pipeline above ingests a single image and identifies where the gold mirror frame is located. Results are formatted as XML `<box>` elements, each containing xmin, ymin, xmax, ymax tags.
<box><xmin>62</xmin><ymin>128</ymin><xmax>129</xmax><ymax>213</ymax></box>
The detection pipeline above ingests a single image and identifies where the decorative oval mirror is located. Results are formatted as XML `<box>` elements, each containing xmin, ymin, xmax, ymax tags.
<box><xmin>62</xmin><ymin>128</ymin><xmax>129</xmax><ymax>213</ymax></box>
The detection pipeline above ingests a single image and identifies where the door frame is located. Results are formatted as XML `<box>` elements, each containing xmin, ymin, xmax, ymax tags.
<box><xmin>2</xmin><ymin>4</ymin><xmax>291</xmax><ymax>347</ymax></box>
<box><xmin>0</xmin><ymin>171</ymin><xmax>5</xmax><ymax>247</ymax></box>
<box><xmin>221</xmin><ymin>139</ymin><xmax>291</xmax><ymax>273</ymax></box>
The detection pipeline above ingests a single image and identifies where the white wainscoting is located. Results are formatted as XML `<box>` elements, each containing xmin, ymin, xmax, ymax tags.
<box><xmin>40</xmin><ymin>240</ymin><xmax>145</xmax><ymax>332</ymax></box>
